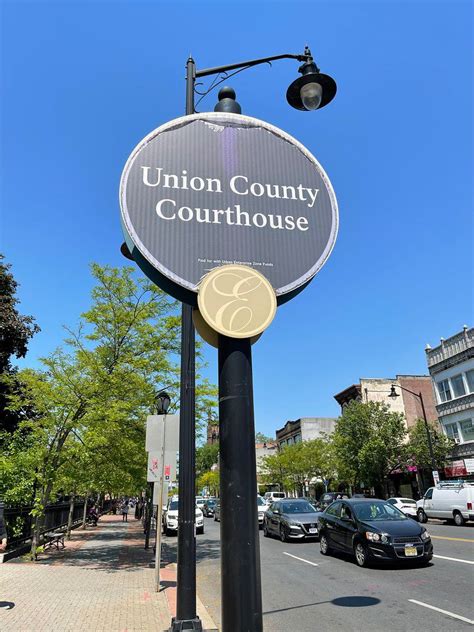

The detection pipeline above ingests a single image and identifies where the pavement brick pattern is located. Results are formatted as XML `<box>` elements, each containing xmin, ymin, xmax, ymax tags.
<box><xmin>0</xmin><ymin>514</ymin><xmax>216</xmax><ymax>632</ymax></box>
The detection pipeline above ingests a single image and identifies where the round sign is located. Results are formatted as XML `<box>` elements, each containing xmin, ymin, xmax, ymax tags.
<box><xmin>120</xmin><ymin>112</ymin><xmax>338</xmax><ymax>305</ymax></box>
<box><xmin>197</xmin><ymin>264</ymin><xmax>277</xmax><ymax>339</ymax></box>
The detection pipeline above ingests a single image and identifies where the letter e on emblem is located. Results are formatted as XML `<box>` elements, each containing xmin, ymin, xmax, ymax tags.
<box><xmin>197</xmin><ymin>264</ymin><xmax>277</xmax><ymax>338</ymax></box>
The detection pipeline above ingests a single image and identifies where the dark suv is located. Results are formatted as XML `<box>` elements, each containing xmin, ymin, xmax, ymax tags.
<box><xmin>318</xmin><ymin>499</ymin><xmax>433</xmax><ymax>567</ymax></box>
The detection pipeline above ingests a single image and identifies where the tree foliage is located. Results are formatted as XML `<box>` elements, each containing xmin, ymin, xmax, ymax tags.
<box><xmin>332</xmin><ymin>401</ymin><xmax>407</xmax><ymax>493</ymax></box>
<box><xmin>197</xmin><ymin>470</ymin><xmax>219</xmax><ymax>496</ymax></box>
<box><xmin>1</xmin><ymin>264</ymin><xmax>217</xmax><ymax>556</ymax></box>
<box><xmin>196</xmin><ymin>443</ymin><xmax>219</xmax><ymax>479</ymax></box>
<box><xmin>0</xmin><ymin>254</ymin><xmax>40</xmax><ymax>432</ymax></box>
<box><xmin>404</xmin><ymin>419</ymin><xmax>454</xmax><ymax>470</ymax></box>
<box><xmin>260</xmin><ymin>438</ymin><xmax>337</xmax><ymax>494</ymax></box>
<box><xmin>255</xmin><ymin>431</ymin><xmax>274</xmax><ymax>443</ymax></box>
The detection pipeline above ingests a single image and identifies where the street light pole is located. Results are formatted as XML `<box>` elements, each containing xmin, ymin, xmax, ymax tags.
<box><xmin>389</xmin><ymin>385</ymin><xmax>437</xmax><ymax>483</ymax></box>
<box><xmin>171</xmin><ymin>55</ymin><xmax>202</xmax><ymax>632</ymax></box>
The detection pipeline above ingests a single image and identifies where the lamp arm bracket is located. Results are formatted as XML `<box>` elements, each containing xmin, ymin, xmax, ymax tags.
<box><xmin>195</xmin><ymin>52</ymin><xmax>310</xmax><ymax>79</ymax></box>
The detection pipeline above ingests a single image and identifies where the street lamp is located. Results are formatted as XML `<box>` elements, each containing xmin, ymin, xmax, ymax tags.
<box><xmin>155</xmin><ymin>391</ymin><xmax>171</xmax><ymax>415</ymax></box>
<box><xmin>124</xmin><ymin>47</ymin><xmax>336</xmax><ymax>632</ymax></box>
<box><xmin>178</xmin><ymin>47</ymin><xmax>336</xmax><ymax>632</ymax></box>
<box><xmin>286</xmin><ymin>46</ymin><xmax>337</xmax><ymax>111</ymax></box>
<box><xmin>388</xmin><ymin>384</ymin><xmax>437</xmax><ymax>485</ymax></box>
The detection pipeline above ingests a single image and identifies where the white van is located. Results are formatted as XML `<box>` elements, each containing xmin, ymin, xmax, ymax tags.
<box><xmin>264</xmin><ymin>491</ymin><xmax>286</xmax><ymax>505</ymax></box>
<box><xmin>416</xmin><ymin>481</ymin><xmax>474</xmax><ymax>526</ymax></box>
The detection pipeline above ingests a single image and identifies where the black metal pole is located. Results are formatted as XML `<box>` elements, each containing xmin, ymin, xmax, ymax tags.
<box><xmin>419</xmin><ymin>392</ymin><xmax>437</xmax><ymax>478</ymax></box>
<box><xmin>144</xmin><ymin>481</ymin><xmax>153</xmax><ymax>549</ymax></box>
<box><xmin>171</xmin><ymin>56</ymin><xmax>202</xmax><ymax>632</ymax></box>
<box><xmin>218</xmin><ymin>334</ymin><xmax>263</xmax><ymax>632</ymax></box>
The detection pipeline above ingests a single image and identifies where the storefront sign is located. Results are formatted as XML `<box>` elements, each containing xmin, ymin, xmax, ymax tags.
<box><xmin>120</xmin><ymin>112</ymin><xmax>338</xmax><ymax>305</ymax></box>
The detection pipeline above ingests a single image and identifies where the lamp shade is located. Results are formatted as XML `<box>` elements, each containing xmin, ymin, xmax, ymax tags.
<box><xmin>156</xmin><ymin>391</ymin><xmax>171</xmax><ymax>414</ymax></box>
<box><xmin>388</xmin><ymin>385</ymin><xmax>399</xmax><ymax>399</ymax></box>
<box><xmin>286</xmin><ymin>71</ymin><xmax>337</xmax><ymax>111</ymax></box>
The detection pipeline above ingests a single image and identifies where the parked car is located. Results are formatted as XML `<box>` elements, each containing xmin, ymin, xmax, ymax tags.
<box><xmin>318</xmin><ymin>499</ymin><xmax>433</xmax><ymax>567</ymax></box>
<box><xmin>263</xmin><ymin>491</ymin><xmax>286</xmax><ymax>505</ymax></box>
<box><xmin>257</xmin><ymin>496</ymin><xmax>267</xmax><ymax>528</ymax></box>
<box><xmin>202</xmin><ymin>499</ymin><xmax>217</xmax><ymax>517</ymax></box>
<box><xmin>387</xmin><ymin>497</ymin><xmax>418</xmax><ymax>519</ymax></box>
<box><xmin>416</xmin><ymin>481</ymin><xmax>474</xmax><ymax>525</ymax></box>
<box><xmin>195</xmin><ymin>497</ymin><xmax>206</xmax><ymax>511</ymax></box>
<box><xmin>214</xmin><ymin>501</ymin><xmax>221</xmax><ymax>522</ymax></box>
<box><xmin>163</xmin><ymin>500</ymin><xmax>204</xmax><ymax>535</ymax></box>
<box><xmin>263</xmin><ymin>498</ymin><xmax>322</xmax><ymax>542</ymax></box>
<box><xmin>317</xmin><ymin>492</ymin><xmax>349</xmax><ymax>510</ymax></box>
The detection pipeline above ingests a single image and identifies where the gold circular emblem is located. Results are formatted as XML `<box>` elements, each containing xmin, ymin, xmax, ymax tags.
<box><xmin>198</xmin><ymin>265</ymin><xmax>277</xmax><ymax>339</ymax></box>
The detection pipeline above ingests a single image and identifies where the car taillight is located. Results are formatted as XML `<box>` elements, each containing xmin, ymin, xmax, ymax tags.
<box><xmin>467</xmin><ymin>502</ymin><xmax>472</xmax><ymax>510</ymax></box>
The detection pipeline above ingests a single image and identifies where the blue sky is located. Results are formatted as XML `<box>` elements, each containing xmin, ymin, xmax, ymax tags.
<box><xmin>1</xmin><ymin>0</ymin><xmax>472</xmax><ymax>439</ymax></box>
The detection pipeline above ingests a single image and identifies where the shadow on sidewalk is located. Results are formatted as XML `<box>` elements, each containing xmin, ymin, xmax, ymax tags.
<box><xmin>21</xmin><ymin>516</ymin><xmax>155</xmax><ymax>574</ymax></box>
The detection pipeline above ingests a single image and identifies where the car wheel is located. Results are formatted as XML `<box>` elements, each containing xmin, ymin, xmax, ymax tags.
<box><xmin>263</xmin><ymin>522</ymin><xmax>270</xmax><ymax>537</ymax></box>
<box><xmin>319</xmin><ymin>533</ymin><xmax>331</xmax><ymax>556</ymax></box>
<box><xmin>417</xmin><ymin>509</ymin><xmax>427</xmax><ymax>523</ymax></box>
<box><xmin>354</xmin><ymin>541</ymin><xmax>370</xmax><ymax>567</ymax></box>
<box><xmin>165</xmin><ymin>527</ymin><xmax>171</xmax><ymax>536</ymax></box>
<box><xmin>197</xmin><ymin>527</ymin><xmax>204</xmax><ymax>535</ymax></box>
<box><xmin>214</xmin><ymin>515</ymin><xmax>217</xmax><ymax>521</ymax></box>
<box><xmin>280</xmin><ymin>525</ymin><xmax>288</xmax><ymax>543</ymax></box>
<box><xmin>453</xmin><ymin>511</ymin><xmax>465</xmax><ymax>526</ymax></box>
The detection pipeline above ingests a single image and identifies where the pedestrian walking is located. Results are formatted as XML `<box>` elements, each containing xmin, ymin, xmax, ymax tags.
<box><xmin>121</xmin><ymin>500</ymin><xmax>129</xmax><ymax>522</ymax></box>
<box><xmin>0</xmin><ymin>500</ymin><xmax>7</xmax><ymax>553</ymax></box>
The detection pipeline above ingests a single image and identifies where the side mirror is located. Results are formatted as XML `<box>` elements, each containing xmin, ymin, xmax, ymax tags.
<box><xmin>273</xmin><ymin>509</ymin><xmax>280</xmax><ymax>515</ymax></box>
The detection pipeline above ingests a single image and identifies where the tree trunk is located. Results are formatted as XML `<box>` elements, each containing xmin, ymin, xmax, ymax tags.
<box><xmin>82</xmin><ymin>491</ymin><xmax>90</xmax><ymax>529</ymax></box>
<box><xmin>66</xmin><ymin>491</ymin><xmax>76</xmax><ymax>540</ymax></box>
<box><xmin>30</xmin><ymin>480</ymin><xmax>53</xmax><ymax>560</ymax></box>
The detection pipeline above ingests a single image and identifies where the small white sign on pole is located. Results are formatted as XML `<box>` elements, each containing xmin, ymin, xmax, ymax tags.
<box><xmin>146</xmin><ymin>414</ymin><xmax>180</xmax><ymax>453</ymax></box>
<box><xmin>432</xmin><ymin>470</ymin><xmax>440</xmax><ymax>486</ymax></box>
<box><xmin>147</xmin><ymin>451</ymin><xmax>161</xmax><ymax>482</ymax></box>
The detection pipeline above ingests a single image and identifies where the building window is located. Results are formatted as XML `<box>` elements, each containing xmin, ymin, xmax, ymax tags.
<box><xmin>460</xmin><ymin>419</ymin><xmax>474</xmax><ymax>442</ymax></box>
<box><xmin>437</xmin><ymin>379</ymin><xmax>452</xmax><ymax>403</ymax></box>
<box><xmin>451</xmin><ymin>374</ymin><xmax>466</xmax><ymax>398</ymax></box>
<box><xmin>444</xmin><ymin>422</ymin><xmax>460</xmax><ymax>441</ymax></box>
<box><xmin>466</xmin><ymin>370</ymin><xmax>474</xmax><ymax>393</ymax></box>
<box><xmin>294</xmin><ymin>434</ymin><xmax>302</xmax><ymax>443</ymax></box>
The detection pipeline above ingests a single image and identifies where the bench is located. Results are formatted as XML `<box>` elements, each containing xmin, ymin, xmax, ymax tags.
<box><xmin>43</xmin><ymin>530</ymin><xmax>66</xmax><ymax>552</ymax></box>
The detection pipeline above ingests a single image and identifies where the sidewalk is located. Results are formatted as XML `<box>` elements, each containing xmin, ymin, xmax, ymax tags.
<box><xmin>0</xmin><ymin>514</ymin><xmax>217</xmax><ymax>631</ymax></box>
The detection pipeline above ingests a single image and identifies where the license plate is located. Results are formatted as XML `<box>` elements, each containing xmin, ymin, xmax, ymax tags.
<box><xmin>309</xmin><ymin>528</ymin><xmax>318</xmax><ymax>534</ymax></box>
<box><xmin>405</xmin><ymin>546</ymin><xmax>417</xmax><ymax>557</ymax></box>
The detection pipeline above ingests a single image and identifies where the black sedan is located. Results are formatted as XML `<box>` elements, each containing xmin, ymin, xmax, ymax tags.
<box><xmin>317</xmin><ymin>499</ymin><xmax>433</xmax><ymax>567</ymax></box>
<box><xmin>263</xmin><ymin>499</ymin><xmax>322</xmax><ymax>542</ymax></box>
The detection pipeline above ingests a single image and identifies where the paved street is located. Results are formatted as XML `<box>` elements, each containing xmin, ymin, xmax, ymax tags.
<box><xmin>165</xmin><ymin>516</ymin><xmax>474</xmax><ymax>631</ymax></box>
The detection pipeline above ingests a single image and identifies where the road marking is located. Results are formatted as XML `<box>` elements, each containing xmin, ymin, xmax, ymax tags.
<box><xmin>409</xmin><ymin>599</ymin><xmax>474</xmax><ymax>625</ymax></box>
<box><xmin>431</xmin><ymin>535</ymin><xmax>474</xmax><ymax>543</ymax></box>
<box><xmin>433</xmin><ymin>554</ymin><xmax>474</xmax><ymax>565</ymax></box>
<box><xmin>283</xmin><ymin>552</ymin><xmax>318</xmax><ymax>567</ymax></box>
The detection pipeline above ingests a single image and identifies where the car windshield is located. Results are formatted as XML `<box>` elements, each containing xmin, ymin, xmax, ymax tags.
<box><xmin>281</xmin><ymin>501</ymin><xmax>316</xmax><ymax>514</ymax></box>
<box><xmin>353</xmin><ymin>501</ymin><xmax>408</xmax><ymax>521</ymax></box>
<box><xmin>206</xmin><ymin>500</ymin><xmax>216</xmax><ymax>507</ymax></box>
<box><xmin>257</xmin><ymin>497</ymin><xmax>266</xmax><ymax>506</ymax></box>
<box><xmin>168</xmin><ymin>501</ymin><xmax>179</xmax><ymax>510</ymax></box>
<box><xmin>399</xmin><ymin>498</ymin><xmax>416</xmax><ymax>505</ymax></box>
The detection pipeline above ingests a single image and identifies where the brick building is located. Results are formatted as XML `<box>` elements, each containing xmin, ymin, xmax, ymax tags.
<box><xmin>334</xmin><ymin>375</ymin><xmax>438</xmax><ymax>430</ymax></box>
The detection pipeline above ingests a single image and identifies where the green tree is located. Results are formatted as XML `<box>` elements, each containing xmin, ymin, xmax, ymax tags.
<box><xmin>404</xmin><ymin>419</ymin><xmax>454</xmax><ymax>471</ymax></box>
<box><xmin>197</xmin><ymin>470</ymin><xmax>219</xmax><ymax>496</ymax></box>
<box><xmin>0</xmin><ymin>254</ymin><xmax>40</xmax><ymax>433</ymax></box>
<box><xmin>196</xmin><ymin>443</ymin><xmax>219</xmax><ymax>481</ymax></box>
<box><xmin>2</xmin><ymin>264</ymin><xmax>216</xmax><ymax>557</ymax></box>
<box><xmin>255</xmin><ymin>431</ymin><xmax>274</xmax><ymax>443</ymax></box>
<box><xmin>332</xmin><ymin>400</ymin><xmax>407</xmax><ymax>496</ymax></box>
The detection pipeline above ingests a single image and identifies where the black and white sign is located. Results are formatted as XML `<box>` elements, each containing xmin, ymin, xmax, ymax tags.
<box><xmin>120</xmin><ymin>112</ymin><xmax>338</xmax><ymax>305</ymax></box>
